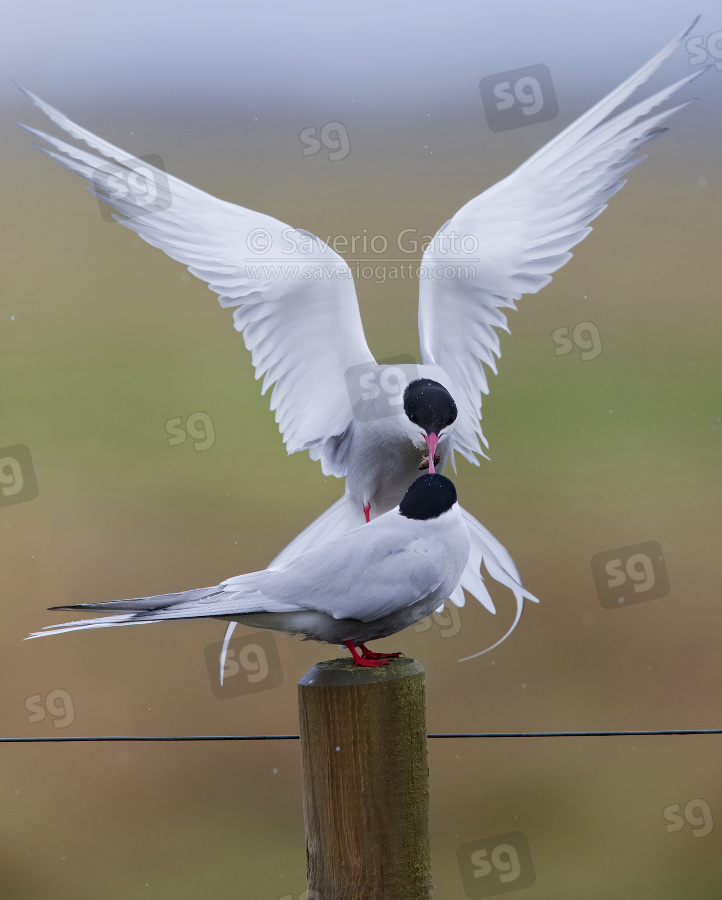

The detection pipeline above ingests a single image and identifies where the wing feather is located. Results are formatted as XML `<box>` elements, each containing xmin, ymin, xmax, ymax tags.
<box><xmin>15</xmin><ymin>86</ymin><xmax>375</xmax><ymax>472</ymax></box>
<box><xmin>418</xmin><ymin>21</ymin><xmax>707</xmax><ymax>466</ymax></box>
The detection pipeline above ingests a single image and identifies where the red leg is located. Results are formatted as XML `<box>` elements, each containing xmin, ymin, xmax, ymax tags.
<box><xmin>363</xmin><ymin>503</ymin><xmax>371</xmax><ymax>523</ymax></box>
<box><xmin>360</xmin><ymin>643</ymin><xmax>402</xmax><ymax>660</ymax></box>
<box><xmin>344</xmin><ymin>640</ymin><xmax>389</xmax><ymax>667</ymax></box>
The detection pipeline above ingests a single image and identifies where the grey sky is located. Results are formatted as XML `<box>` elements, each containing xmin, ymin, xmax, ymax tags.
<box><xmin>1</xmin><ymin>1</ymin><xmax>719</xmax><ymax>116</ymax></box>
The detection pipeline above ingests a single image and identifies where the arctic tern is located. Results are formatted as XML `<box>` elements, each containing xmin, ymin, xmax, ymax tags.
<box><xmin>16</xmin><ymin>20</ymin><xmax>704</xmax><ymax>663</ymax></box>
<box><xmin>27</xmin><ymin>474</ymin><xmax>470</xmax><ymax>668</ymax></box>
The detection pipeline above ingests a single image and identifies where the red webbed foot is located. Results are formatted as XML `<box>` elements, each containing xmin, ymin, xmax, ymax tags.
<box><xmin>359</xmin><ymin>643</ymin><xmax>402</xmax><ymax>660</ymax></box>
<box><xmin>345</xmin><ymin>640</ymin><xmax>391</xmax><ymax>667</ymax></box>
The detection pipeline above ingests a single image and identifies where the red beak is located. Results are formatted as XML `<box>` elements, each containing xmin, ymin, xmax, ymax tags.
<box><xmin>424</xmin><ymin>433</ymin><xmax>438</xmax><ymax>473</ymax></box>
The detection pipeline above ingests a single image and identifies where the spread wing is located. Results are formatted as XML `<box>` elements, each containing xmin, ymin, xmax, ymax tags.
<box><xmin>15</xmin><ymin>85</ymin><xmax>375</xmax><ymax>476</ymax></box>
<box><xmin>418</xmin><ymin>20</ymin><xmax>706</xmax><ymax>468</ymax></box>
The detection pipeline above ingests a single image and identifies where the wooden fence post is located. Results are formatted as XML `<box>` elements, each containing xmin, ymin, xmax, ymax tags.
<box><xmin>298</xmin><ymin>656</ymin><xmax>431</xmax><ymax>900</ymax></box>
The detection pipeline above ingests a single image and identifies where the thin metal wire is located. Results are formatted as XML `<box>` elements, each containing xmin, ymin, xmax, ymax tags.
<box><xmin>0</xmin><ymin>735</ymin><xmax>300</xmax><ymax>743</ymax></box>
<box><xmin>429</xmin><ymin>729</ymin><xmax>722</xmax><ymax>738</ymax></box>
<box><xmin>2</xmin><ymin>729</ymin><xmax>721</xmax><ymax>743</ymax></box>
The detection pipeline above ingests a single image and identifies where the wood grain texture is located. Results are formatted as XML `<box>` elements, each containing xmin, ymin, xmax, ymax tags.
<box><xmin>298</xmin><ymin>657</ymin><xmax>431</xmax><ymax>900</ymax></box>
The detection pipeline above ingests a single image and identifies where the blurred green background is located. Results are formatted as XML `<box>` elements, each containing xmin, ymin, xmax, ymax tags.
<box><xmin>2</xmin><ymin>17</ymin><xmax>721</xmax><ymax>898</ymax></box>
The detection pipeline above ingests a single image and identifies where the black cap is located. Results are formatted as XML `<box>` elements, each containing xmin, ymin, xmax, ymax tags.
<box><xmin>399</xmin><ymin>474</ymin><xmax>458</xmax><ymax>520</ymax></box>
<box><xmin>403</xmin><ymin>378</ymin><xmax>457</xmax><ymax>436</ymax></box>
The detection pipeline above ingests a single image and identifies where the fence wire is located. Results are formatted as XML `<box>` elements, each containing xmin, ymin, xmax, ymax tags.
<box><xmin>2</xmin><ymin>729</ymin><xmax>721</xmax><ymax>743</ymax></box>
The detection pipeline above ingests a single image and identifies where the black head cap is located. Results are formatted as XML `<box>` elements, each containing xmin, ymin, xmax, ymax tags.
<box><xmin>403</xmin><ymin>379</ymin><xmax>457</xmax><ymax>435</ymax></box>
<box><xmin>399</xmin><ymin>474</ymin><xmax>458</xmax><ymax>520</ymax></box>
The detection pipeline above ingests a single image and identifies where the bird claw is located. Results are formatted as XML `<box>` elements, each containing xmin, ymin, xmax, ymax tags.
<box><xmin>346</xmin><ymin>641</ymin><xmax>402</xmax><ymax>667</ymax></box>
<box><xmin>359</xmin><ymin>644</ymin><xmax>402</xmax><ymax>660</ymax></box>
<box><xmin>353</xmin><ymin>656</ymin><xmax>390</xmax><ymax>667</ymax></box>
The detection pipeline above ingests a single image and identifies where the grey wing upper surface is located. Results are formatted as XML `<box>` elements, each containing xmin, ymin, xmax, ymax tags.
<box><xmin>223</xmin><ymin>511</ymin><xmax>451</xmax><ymax>622</ymax></box>
<box><xmin>27</xmin><ymin>511</ymin><xmax>457</xmax><ymax>637</ymax></box>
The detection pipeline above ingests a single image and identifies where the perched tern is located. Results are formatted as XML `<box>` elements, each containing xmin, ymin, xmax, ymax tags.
<box><xmin>27</xmin><ymin>475</ymin><xmax>470</xmax><ymax>667</ymax></box>
<box><xmin>16</xmin><ymin>21</ymin><xmax>704</xmax><ymax>666</ymax></box>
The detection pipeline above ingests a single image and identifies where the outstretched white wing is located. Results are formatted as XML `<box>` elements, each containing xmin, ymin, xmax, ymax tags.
<box><xmin>418</xmin><ymin>20</ymin><xmax>706</xmax><ymax>468</ymax></box>
<box><xmin>16</xmin><ymin>86</ymin><xmax>375</xmax><ymax>475</ymax></box>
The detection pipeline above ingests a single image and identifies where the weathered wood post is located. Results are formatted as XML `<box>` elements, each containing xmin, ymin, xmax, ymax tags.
<box><xmin>298</xmin><ymin>656</ymin><xmax>431</xmax><ymax>900</ymax></box>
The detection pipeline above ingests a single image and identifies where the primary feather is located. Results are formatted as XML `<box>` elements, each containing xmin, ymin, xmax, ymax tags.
<box><xmin>14</xmin><ymin>83</ymin><xmax>375</xmax><ymax>475</ymax></box>
<box><xmin>418</xmin><ymin>20</ymin><xmax>706</xmax><ymax>470</ymax></box>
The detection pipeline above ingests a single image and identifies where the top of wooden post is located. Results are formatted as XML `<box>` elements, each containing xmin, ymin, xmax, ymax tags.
<box><xmin>298</xmin><ymin>656</ymin><xmax>424</xmax><ymax>687</ymax></box>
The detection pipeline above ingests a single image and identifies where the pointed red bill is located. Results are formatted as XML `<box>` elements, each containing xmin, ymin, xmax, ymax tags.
<box><xmin>424</xmin><ymin>433</ymin><xmax>438</xmax><ymax>473</ymax></box>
